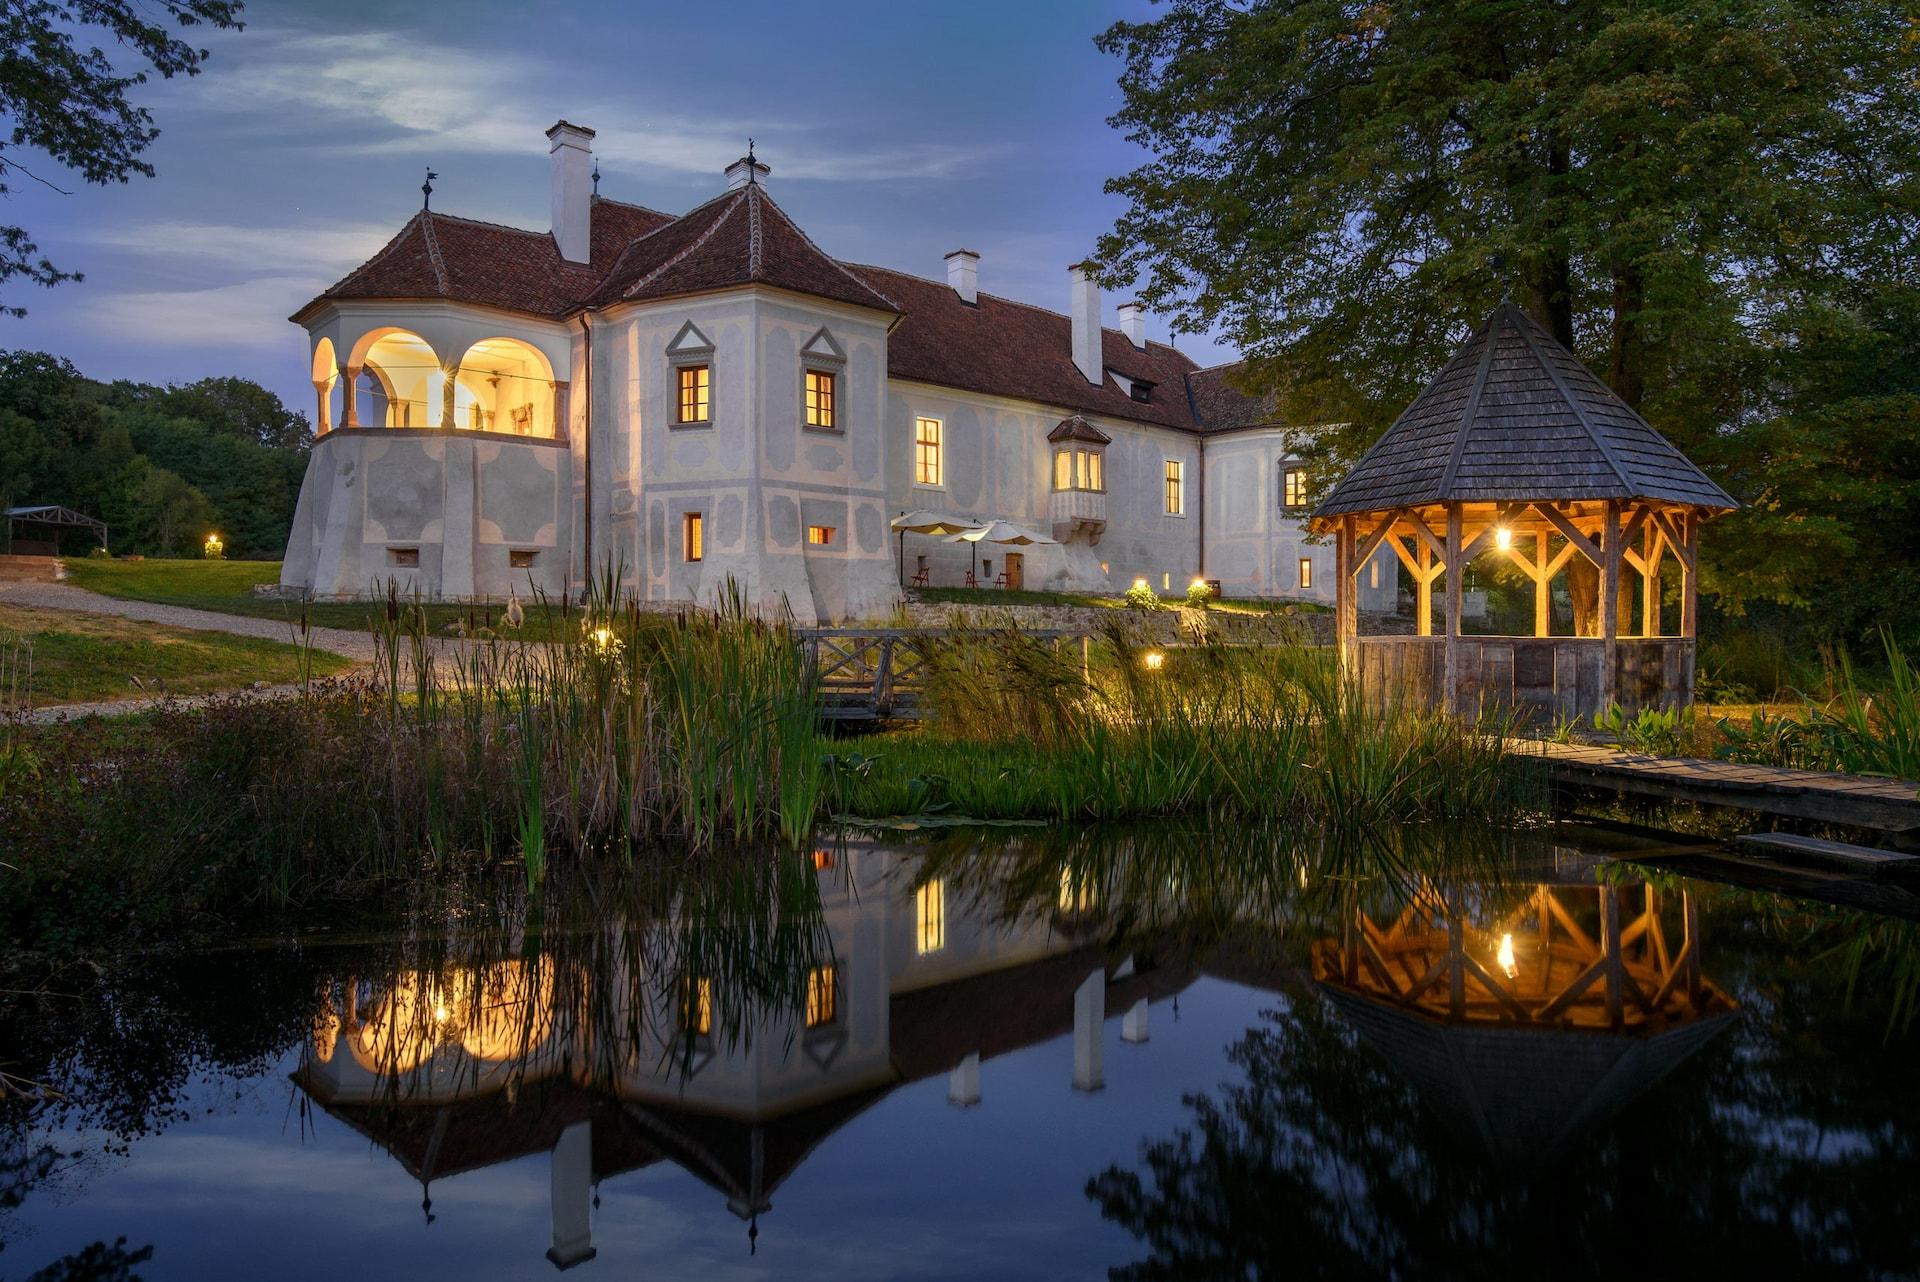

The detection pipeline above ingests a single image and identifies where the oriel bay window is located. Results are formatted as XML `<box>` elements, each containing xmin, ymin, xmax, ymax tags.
<box><xmin>805</xmin><ymin>369</ymin><xmax>836</xmax><ymax>429</ymax></box>
<box><xmin>1053</xmin><ymin>447</ymin><xmax>1105</xmax><ymax>492</ymax></box>
<box><xmin>677</xmin><ymin>364</ymin><xmax>710</xmax><ymax>424</ymax></box>
<box><xmin>915</xmin><ymin>416</ymin><xmax>943</xmax><ymax>486</ymax></box>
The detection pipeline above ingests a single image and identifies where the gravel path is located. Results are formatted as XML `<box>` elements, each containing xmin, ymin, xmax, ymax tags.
<box><xmin>0</xmin><ymin>581</ymin><xmax>381</xmax><ymax>664</ymax></box>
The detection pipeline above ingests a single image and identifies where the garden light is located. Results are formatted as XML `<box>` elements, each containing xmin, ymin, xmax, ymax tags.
<box><xmin>203</xmin><ymin>532</ymin><xmax>225</xmax><ymax>560</ymax></box>
<box><xmin>1497</xmin><ymin>932</ymin><xmax>1517</xmax><ymax>978</ymax></box>
<box><xmin>1143</xmin><ymin>651</ymin><xmax>1165</xmax><ymax>670</ymax></box>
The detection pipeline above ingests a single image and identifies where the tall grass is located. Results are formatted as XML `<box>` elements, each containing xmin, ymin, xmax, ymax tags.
<box><xmin>1715</xmin><ymin>631</ymin><xmax>1920</xmax><ymax>779</ymax></box>
<box><xmin>866</xmin><ymin>618</ymin><xmax>1541</xmax><ymax>827</ymax></box>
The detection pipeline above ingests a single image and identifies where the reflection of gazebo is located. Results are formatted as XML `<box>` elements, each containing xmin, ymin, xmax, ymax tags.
<box><xmin>1312</xmin><ymin>874</ymin><xmax>1737</xmax><ymax>1165</ymax></box>
<box><xmin>1310</xmin><ymin>303</ymin><xmax>1736</xmax><ymax>721</ymax></box>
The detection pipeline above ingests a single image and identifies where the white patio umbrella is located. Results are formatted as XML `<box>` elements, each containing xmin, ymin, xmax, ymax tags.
<box><xmin>941</xmin><ymin>519</ymin><xmax>1059</xmax><ymax>584</ymax></box>
<box><xmin>890</xmin><ymin>510</ymin><xmax>984</xmax><ymax>585</ymax></box>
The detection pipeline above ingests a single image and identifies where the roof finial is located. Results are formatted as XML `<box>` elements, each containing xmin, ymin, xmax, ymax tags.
<box><xmin>422</xmin><ymin>169</ymin><xmax>438</xmax><ymax>211</ymax></box>
<box><xmin>591</xmin><ymin>158</ymin><xmax>600</xmax><ymax>196</ymax></box>
<box><xmin>746</xmin><ymin>138</ymin><xmax>758</xmax><ymax>184</ymax></box>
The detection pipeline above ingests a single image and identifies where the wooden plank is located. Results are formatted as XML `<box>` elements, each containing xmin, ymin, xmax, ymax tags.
<box><xmin>1734</xmin><ymin>833</ymin><xmax>1920</xmax><ymax>880</ymax></box>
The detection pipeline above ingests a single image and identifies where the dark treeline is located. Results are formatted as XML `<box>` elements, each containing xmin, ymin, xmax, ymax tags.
<box><xmin>0</xmin><ymin>350</ymin><xmax>310</xmax><ymax>560</ymax></box>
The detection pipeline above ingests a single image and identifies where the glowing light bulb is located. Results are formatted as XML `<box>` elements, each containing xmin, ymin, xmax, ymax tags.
<box><xmin>1495</xmin><ymin>527</ymin><xmax>1512</xmax><ymax>551</ymax></box>
<box><xmin>1133</xmin><ymin>577</ymin><xmax>1149</xmax><ymax>592</ymax></box>
<box><xmin>1497</xmin><ymin>932</ymin><xmax>1517</xmax><ymax>979</ymax></box>
<box><xmin>1143</xmin><ymin>651</ymin><xmax>1165</xmax><ymax>670</ymax></box>
<box><xmin>434</xmin><ymin>1005</ymin><xmax>449</xmax><ymax>1022</ymax></box>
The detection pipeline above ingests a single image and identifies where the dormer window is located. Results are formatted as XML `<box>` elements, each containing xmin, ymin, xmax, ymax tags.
<box><xmin>1128</xmin><ymin>378</ymin><xmax>1155</xmax><ymax>404</ymax></box>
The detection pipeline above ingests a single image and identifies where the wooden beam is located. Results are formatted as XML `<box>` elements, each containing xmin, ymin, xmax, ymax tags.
<box><xmin>1353</xmin><ymin>510</ymin><xmax>1404</xmax><ymax>576</ymax></box>
<box><xmin>1444</xmin><ymin>502</ymin><xmax>1463</xmax><ymax>713</ymax></box>
<box><xmin>1337</xmin><ymin>513</ymin><xmax>1356</xmax><ymax>650</ymax></box>
<box><xmin>1681</xmin><ymin>512</ymin><xmax>1699</xmax><ymax>640</ymax></box>
<box><xmin>1534</xmin><ymin>530</ymin><xmax>1550</xmax><ymax>637</ymax></box>
<box><xmin>1601</xmin><ymin>499</ymin><xmax>1622</xmax><ymax>689</ymax></box>
<box><xmin>1533</xmin><ymin>502</ymin><xmax>1602</xmax><ymax>568</ymax></box>
<box><xmin>1385</xmin><ymin>528</ymin><xmax>1423</xmax><ymax>581</ymax></box>
<box><xmin>1416</xmin><ymin>535</ymin><xmax>1433</xmax><ymax>637</ymax></box>
<box><xmin>1403</xmin><ymin>509</ymin><xmax>1450</xmax><ymax>566</ymax></box>
<box><xmin>1643</xmin><ymin>521</ymin><xmax>1664</xmax><ymax>638</ymax></box>
<box><xmin>1649</xmin><ymin>507</ymin><xmax>1690</xmax><ymax>571</ymax></box>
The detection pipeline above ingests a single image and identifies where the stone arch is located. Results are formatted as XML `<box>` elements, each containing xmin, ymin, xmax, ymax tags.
<box><xmin>451</xmin><ymin>336</ymin><xmax>559</xmax><ymax>437</ymax></box>
<box><xmin>310</xmin><ymin>337</ymin><xmax>340</xmax><ymax>434</ymax></box>
<box><xmin>351</xmin><ymin>329</ymin><xmax>441</xmax><ymax>429</ymax></box>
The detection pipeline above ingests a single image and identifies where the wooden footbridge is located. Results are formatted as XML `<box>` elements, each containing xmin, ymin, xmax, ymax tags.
<box><xmin>799</xmin><ymin>628</ymin><xmax>1072</xmax><ymax>723</ymax></box>
<box><xmin>1525</xmin><ymin>740</ymin><xmax>1920</xmax><ymax>849</ymax></box>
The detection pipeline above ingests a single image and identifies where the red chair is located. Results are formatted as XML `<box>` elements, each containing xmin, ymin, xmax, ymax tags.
<box><xmin>964</xmin><ymin>570</ymin><xmax>979</xmax><ymax>588</ymax></box>
<box><xmin>994</xmin><ymin>571</ymin><xmax>1011</xmax><ymax>589</ymax></box>
<box><xmin>910</xmin><ymin>567</ymin><xmax>931</xmax><ymax>587</ymax></box>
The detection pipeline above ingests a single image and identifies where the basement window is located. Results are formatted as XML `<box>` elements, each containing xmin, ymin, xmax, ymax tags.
<box><xmin>807</xmin><ymin>525</ymin><xmax>836</xmax><ymax>546</ymax></box>
<box><xmin>389</xmin><ymin>547</ymin><xmax>419</xmax><ymax>568</ymax></box>
<box><xmin>509</xmin><ymin>549</ymin><xmax>537</xmax><ymax>569</ymax></box>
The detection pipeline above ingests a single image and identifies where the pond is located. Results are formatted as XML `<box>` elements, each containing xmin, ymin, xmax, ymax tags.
<box><xmin>4</xmin><ymin>820</ymin><xmax>1918</xmax><ymax>1280</ymax></box>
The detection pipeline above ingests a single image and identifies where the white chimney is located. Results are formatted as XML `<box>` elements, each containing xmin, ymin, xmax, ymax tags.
<box><xmin>547</xmin><ymin>120</ymin><xmax>595</xmax><ymax>264</ymax></box>
<box><xmin>725</xmin><ymin>154</ymin><xmax>771</xmax><ymax>191</ymax></box>
<box><xmin>945</xmin><ymin>249</ymin><xmax>979</xmax><ymax>304</ymax></box>
<box><xmin>1070</xmin><ymin>263</ymin><xmax>1102</xmax><ymax>385</ymax></box>
<box><xmin>1118</xmin><ymin>301</ymin><xmax>1146</xmax><ymax>350</ymax></box>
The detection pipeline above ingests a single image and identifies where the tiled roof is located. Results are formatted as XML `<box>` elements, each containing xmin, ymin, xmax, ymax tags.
<box><xmin>1313</xmin><ymin>302</ymin><xmax>1738</xmax><ymax>519</ymax></box>
<box><xmin>1184</xmin><ymin>362</ymin><xmax>1280</xmax><ymax>433</ymax></box>
<box><xmin>1048</xmin><ymin>415</ymin><xmax>1112</xmax><ymax>444</ymax></box>
<box><xmin>294</xmin><ymin>197</ymin><xmax>674</xmax><ymax>321</ymax></box>
<box><xmin>300</xmin><ymin>185</ymin><xmax>1309</xmax><ymax>437</ymax></box>
<box><xmin>847</xmin><ymin>264</ymin><xmax>1205</xmax><ymax>431</ymax></box>
<box><xmin>585</xmin><ymin>183</ymin><xmax>898</xmax><ymax>314</ymax></box>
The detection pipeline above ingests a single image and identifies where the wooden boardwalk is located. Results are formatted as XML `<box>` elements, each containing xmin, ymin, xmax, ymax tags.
<box><xmin>1522</xmin><ymin>740</ymin><xmax>1920</xmax><ymax>841</ymax></box>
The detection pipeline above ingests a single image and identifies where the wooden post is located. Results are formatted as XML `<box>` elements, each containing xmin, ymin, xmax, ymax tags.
<box><xmin>1600</xmin><ymin>884</ymin><xmax>1625</xmax><ymax>1026</ymax></box>
<box><xmin>1534</xmin><ymin>530</ymin><xmax>1550</xmax><ymax>637</ymax></box>
<box><xmin>1417</xmin><ymin>534</ymin><xmax>1433</xmax><ymax>637</ymax></box>
<box><xmin>1683</xmin><ymin>890</ymin><xmax>1703</xmax><ymax>1009</ymax></box>
<box><xmin>1600</xmin><ymin>500</ymin><xmax>1621</xmax><ymax>711</ymax></box>
<box><xmin>1337</xmin><ymin>514</ymin><xmax>1356</xmax><ymax>675</ymax></box>
<box><xmin>1446</xmin><ymin>887</ymin><xmax>1465</xmax><ymax>1019</ymax></box>
<box><xmin>1444</xmin><ymin>502</ymin><xmax>1463</xmax><ymax>714</ymax></box>
<box><xmin>1681</xmin><ymin>511</ymin><xmax>1698</xmax><ymax>639</ymax></box>
<box><xmin>1643</xmin><ymin>521</ymin><xmax>1660</xmax><ymax>638</ymax></box>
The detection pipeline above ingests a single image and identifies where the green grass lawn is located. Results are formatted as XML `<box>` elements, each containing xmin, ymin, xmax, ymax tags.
<box><xmin>0</xmin><ymin>602</ymin><xmax>353</xmax><ymax>706</ymax></box>
<box><xmin>61</xmin><ymin>557</ymin><xmax>577</xmax><ymax>639</ymax></box>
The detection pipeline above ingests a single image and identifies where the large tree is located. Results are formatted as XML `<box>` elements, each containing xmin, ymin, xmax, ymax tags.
<box><xmin>0</xmin><ymin>0</ymin><xmax>244</xmax><ymax>315</ymax></box>
<box><xmin>1094</xmin><ymin>1</ymin><xmax>1920</xmax><ymax>636</ymax></box>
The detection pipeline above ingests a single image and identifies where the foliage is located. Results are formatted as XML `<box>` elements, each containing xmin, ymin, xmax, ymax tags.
<box><xmin>1715</xmin><ymin>632</ymin><xmax>1920</xmax><ymax>778</ymax></box>
<box><xmin>1183</xmin><ymin>577</ymin><xmax>1212</xmax><ymax>609</ymax></box>
<box><xmin>1594</xmin><ymin>701</ymin><xmax>1689</xmax><ymax>756</ymax></box>
<box><xmin>1123</xmin><ymin>579</ymin><xmax>1162</xmax><ymax>611</ymax></box>
<box><xmin>0</xmin><ymin>0</ymin><xmax>243</xmax><ymax>314</ymax></box>
<box><xmin>0</xmin><ymin>351</ymin><xmax>309</xmax><ymax>558</ymax></box>
<box><xmin>1092</xmin><ymin>0</ymin><xmax>1920</xmax><ymax>643</ymax></box>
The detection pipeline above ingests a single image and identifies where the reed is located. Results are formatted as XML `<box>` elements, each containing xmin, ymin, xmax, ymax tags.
<box><xmin>1716</xmin><ymin>631</ymin><xmax>1920</xmax><ymax>779</ymax></box>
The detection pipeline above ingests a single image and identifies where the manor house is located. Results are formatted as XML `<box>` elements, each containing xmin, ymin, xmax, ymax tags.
<box><xmin>282</xmin><ymin>121</ymin><xmax>1346</xmax><ymax>621</ymax></box>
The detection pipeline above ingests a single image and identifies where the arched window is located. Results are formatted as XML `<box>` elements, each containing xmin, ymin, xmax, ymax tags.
<box><xmin>353</xmin><ymin>330</ymin><xmax>440</xmax><ymax>428</ymax></box>
<box><xmin>311</xmin><ymin>338</ymin><xmax>340</xmax><ymax>435</ymax></box>
<box><xmin>452</xmin><ymin>337</ymin><xmax>558</xmax><ymax>438</ymax></box>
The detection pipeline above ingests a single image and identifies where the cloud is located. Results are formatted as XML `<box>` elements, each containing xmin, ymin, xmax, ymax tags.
<box><xmin>162</xmin><ymin>25</ymin><xmax>1001</xmax><ymax>183</ymax></box>
<box><xmin>91</xmin><ymin>275</ymin><xmax>322</xmax><ymax>352</ymax></box>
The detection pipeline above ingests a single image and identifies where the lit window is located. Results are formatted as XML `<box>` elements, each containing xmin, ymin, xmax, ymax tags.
<box><xmin>805</xmin><ymin>369</ymin><xmax>836</xmax><ymax>429</ymax></box>
<box><xmin>683</xmin><ymin>512</ymin><xmax>703</xmax><ymax>562</ymax></box>
<box><xmin>915</xmin><ymin>417</ymin><xmax>943</xmax><ymax>486</ymax></box>
<box><xmin>678</xmin><ymin>365</ymin><xmax>710</xmax><ymax>423</ymax></box>
<box><xmin>807</xmin><ymin>525</ymin><xmax>835</xmax><ymax>546</ymax></box>
<box><xmin>1299</xmin><ymin>557</ymin><xmax>1313</xmax><ymax>589</ymax></box>
<box><xmin>1164</xmin><ymin>459</ymin><xmax>1183</xmax><ymax>514</ymax></box>
<box><xmin>806</xmin><ymin>966</ymin><xmax>837</xmax><ymax>1028</ymax></box>
<box><xmin>681</xmin><ymin>976</ymin><xmax>712</xmax><ymax>1037</ymax></box>
<box><xmin>813</xmin><ymin>848</ymin><xmax>835</xmax><ymax>870</ymax></box>
<box><xmin>1282</xmin><ymin>466</ymin><xmax>1308</xmax><ymax>509</ymax></box>
<box><xmin>1369</xmin><ymin>559</ymin><xmax>1379</xmax><ymax>589</ymax></box>
<box><xmin>1054</xmin><ymin>448</ymin><xmax>1105</xmax><ymax>492</ymax></box>
<box><xmin>1086</xmin><ymin>450</ymin><xmax>1103</xmax><ymax>492</ymax></box>
<box><xmin>916</xmin><ymin>880</ymin><xmax>945</xmax><ymax>954</ymax></box>
<box><xmin>1054</xmin><ymin>451</ymin><xmax>1072</xmax><ymax>491</ymax></box>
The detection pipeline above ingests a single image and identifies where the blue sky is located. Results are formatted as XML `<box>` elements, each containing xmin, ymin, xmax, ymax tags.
<box><xmin>8</xmin><ymin>0</ymin><xmax>1232</xmax><ymax>418</ymax></box>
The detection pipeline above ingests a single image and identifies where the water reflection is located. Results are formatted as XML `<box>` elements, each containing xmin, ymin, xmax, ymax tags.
<box><xmin>5</xmin><ymin>821</ymin><xmax>1917</xmax><ymax>1276</ymax></box>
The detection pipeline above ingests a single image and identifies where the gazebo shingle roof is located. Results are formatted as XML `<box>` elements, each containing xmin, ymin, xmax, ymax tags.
<box><xmin>1312</xmin><ymin>302</ymin><xmax>1736</xmax><ymax>521</ymax></box>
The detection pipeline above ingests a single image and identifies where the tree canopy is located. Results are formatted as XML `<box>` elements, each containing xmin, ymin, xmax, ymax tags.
<box><xmin>0</xmin><ymin>0</ymin><xmax>244</xmax><ymax>315</ymax></box>
<box><xmin>0</xmin><ymin>350</ymin><xmax>307</xmax><ymax>558</ymax></box>
<box><xmin>1094</xmin><ymin>0</ymin><xmax>1920</xmax><ymax>640</ymax></box>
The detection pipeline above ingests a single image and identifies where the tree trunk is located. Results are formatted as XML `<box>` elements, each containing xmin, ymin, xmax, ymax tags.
<box><xmin>1608</xmin><ymin>259</ymin><xmax>1646</xmax><ymax>407</ymax></box>
<box><xmin>1567</xmin><ymin>555</ymin><xmax>1635</xmax><ymax>637</ymax></box>
<box><xmin>1524</xmin><ymin>135</ymin><xmax>1576</xmax><ymax>349</ymax></box>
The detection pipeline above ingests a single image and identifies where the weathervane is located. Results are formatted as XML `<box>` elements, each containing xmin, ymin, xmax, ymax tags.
<box><xmin>422</xmin><ymin>168</ymin><xmax>438</xmax><ymax>211</ymax></box>
<box><xmin>747</xmin><ymin>137</ymin><xmax>757</xmax><ymax>183</ymax></box>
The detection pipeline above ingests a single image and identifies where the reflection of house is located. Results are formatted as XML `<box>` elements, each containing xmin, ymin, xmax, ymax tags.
<box><xmin>1311</xmin><ymin>865</ymin><xmax>1737</xmax><ymax>1166</ymax></box>
<box><xmin>292</xmin><ymin>846</ymin><xmax>1194</xmax><ymax>1269</ymax></box>
<box><xmin>282</xmin><ymin>122</ymin><xmax>1337</xmax><ymax>618</ymax></box>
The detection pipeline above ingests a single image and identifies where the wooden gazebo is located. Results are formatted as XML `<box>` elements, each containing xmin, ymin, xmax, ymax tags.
<box><xmin>1310</xmin><ymin>303</ymin><xmax>1736</xmax><ymax>722</ymax></box>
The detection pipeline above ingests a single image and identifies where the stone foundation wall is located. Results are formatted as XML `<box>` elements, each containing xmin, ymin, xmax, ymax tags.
<box><xmin>897</xmin><ymin>601</ymin><xmax>1334</xmax><ymax>645</ymax></box>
